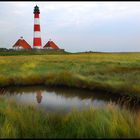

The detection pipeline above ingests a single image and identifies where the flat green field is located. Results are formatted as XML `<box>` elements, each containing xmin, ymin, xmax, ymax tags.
<box><xmin>0</xmin><ymin>52</ymin><xmax>140</xmax><ymax>97</ymax></box>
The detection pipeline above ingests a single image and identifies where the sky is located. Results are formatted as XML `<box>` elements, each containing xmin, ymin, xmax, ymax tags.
<box><xmin>0</xmin><ymin>1</ymin><xmax>140</xmax><ymax>52</ymax></box>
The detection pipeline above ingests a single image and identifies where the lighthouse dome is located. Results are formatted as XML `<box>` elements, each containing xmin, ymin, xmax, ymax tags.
<box><xmin>34</xmin><ymin>5</ymin><xmax>40</xmax><ymax>14</ymax></box>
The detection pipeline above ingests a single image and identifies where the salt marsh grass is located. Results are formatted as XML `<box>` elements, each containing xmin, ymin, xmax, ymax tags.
<box><xmin>0</xmin><ymin>53</ymin><xmax>140</xmax><ymax>97</ymax></box>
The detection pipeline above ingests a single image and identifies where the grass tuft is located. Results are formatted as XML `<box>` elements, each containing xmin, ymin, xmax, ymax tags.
<box><xmin>0</xmin><ymin>98</ymin><xmax>139</xmax><ymax>138</ymax></box>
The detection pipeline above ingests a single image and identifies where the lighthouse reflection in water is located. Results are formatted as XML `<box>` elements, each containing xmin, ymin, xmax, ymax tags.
<box><xmin>33</xmin><ymin>90</ymin><xmax>107</xmax><ymax>113</ymax></box>
<box><xmin>36</xmin><ymin>91</ymin><xmax>42</xmax><ymax>104</ymax></box>
<box><xmin>1</xmin><ymin>86</ymin><xmax>139</xmax><ymax>113</ymax></box>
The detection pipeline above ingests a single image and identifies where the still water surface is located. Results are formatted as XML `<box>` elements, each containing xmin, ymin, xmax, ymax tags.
<box><xmin>0</xmin><ymin>86</ymin><xmax>140</xmax><ymax>113</ymax></box>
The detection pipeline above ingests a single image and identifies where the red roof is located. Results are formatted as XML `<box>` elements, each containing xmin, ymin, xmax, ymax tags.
<box><xmin>13</xmin><ymin>37</ymin><xmax>31</xmax><ymax>49</ymax></box>
<box><xmin>43</xmin><ymin>40</ymin><xmax>60</xmax><ymax>49</ymax></box>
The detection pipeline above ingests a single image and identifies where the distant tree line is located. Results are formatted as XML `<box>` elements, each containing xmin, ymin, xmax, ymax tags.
<box><xmin>0</xmin><ymin>48</ymin><xmax>65</xmax><ymax>52</ymax></box>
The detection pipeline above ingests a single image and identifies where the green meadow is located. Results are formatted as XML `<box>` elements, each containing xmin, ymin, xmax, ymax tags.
<box><xmin>0</xmin><ymin>52</ymin><xmax>140</xmax><ymax>97</ymax></box>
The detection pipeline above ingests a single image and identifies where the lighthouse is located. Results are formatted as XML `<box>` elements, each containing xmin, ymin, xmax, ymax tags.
<box><xmin>33</xmin><ymin>5</ymin><xmax>42</xmax><ymax>49</ymax></box>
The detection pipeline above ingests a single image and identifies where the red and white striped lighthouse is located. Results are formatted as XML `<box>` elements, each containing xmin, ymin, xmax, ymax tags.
<box><xmin>33</xmin><ymin>5</ymin><xmax>42</xmax><ymax>49</ymax></box>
